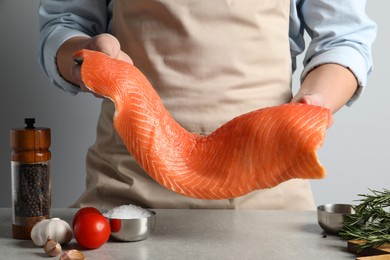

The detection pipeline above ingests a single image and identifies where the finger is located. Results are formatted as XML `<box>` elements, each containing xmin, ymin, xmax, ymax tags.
<box><xmin>70</xmin><ymin>63</ymin><xmax>83</xmax><ymax>87</ymax></box>
<box><xmin>297</xmin><ymin>96</ymin><xmax>312</xmax><ymax>105</ymax></box>
<box><xmin>307</xmin><ymin>94</ymin><xmax>325</xmax><ymax>107</ymax></box>
<box><xmin>70</xmin><ymin>63</ymin><xmax>102</xmax><ymax>97</ymax></box>
<box><xmin>87</xmin><ymin>34</ymin><xmax>133</xmax><ymax>64</ymax></box>
<box><xmin>86</xmin><ymin>33</ymin><xmax>121</xmax><ymax>57</ymax></box>
<box><xmin>118</xmin><ymin>51</ymin><xmax>133</xmax><ymax>64</ymax></box>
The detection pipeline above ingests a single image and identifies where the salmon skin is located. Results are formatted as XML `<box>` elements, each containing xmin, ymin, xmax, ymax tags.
<box><xmin>73</xmin><ymin>49</ymin><xmax>333</xmax><ymax>200</ymax></box>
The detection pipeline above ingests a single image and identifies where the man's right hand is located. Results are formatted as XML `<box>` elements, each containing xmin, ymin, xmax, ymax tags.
<box><xmin>56</xmin><ymin>33</ymin><xmax>133</xmax><ymax>95</ymax></box>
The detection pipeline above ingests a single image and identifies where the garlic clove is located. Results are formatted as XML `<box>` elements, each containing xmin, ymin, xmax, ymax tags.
<box><xmin>59</xmin><ymin>249</ymin><xmax>86</xmax><ymax>260</ymax></box>
<box><xmin>44</xmin><ymin>239</ymin><xmax>62</xmax><ymax>257</ymax></box>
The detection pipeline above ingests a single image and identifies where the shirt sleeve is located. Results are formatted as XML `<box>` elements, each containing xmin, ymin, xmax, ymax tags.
<box><xmin>38</xmin><ymin>0</ymin><xmax>110</xmax><ymax>95</ymax></box>
<box><xmin>298</xmin><ymin>0</ymin><xmax>377</xmax><ymax>105</ymax></box>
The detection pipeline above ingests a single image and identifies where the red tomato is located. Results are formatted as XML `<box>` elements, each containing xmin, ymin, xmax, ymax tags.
<box><xmin>72</xmin><ymin>207</ymin><xmax>101</xmax><ymax>229</ymax></box>
<box><xmin>73</xmin><ymin>213</ymin><xmax>111</xmax><ymax>249</ymax></box>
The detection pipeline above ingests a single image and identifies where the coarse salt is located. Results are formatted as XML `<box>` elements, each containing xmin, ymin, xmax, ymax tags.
<box><xmin>103</xmin><ymin>204</ymin><xmax>152</xmax><ymax>219</ymax></box>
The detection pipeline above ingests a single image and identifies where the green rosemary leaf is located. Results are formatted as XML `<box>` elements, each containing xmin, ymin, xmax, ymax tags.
<box><xmin>339</xmin><ymin>189</ymin><xmax>390</xmax><ymax>251</ymax></box>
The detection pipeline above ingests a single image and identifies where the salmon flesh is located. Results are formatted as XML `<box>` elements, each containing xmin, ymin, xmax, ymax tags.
<box><xmin>74</xmin><ymin>49</ymin><xmax>333</xmax><ymax>200</ymax></box>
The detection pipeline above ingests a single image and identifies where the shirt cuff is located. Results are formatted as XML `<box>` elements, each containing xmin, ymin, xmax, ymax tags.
<box><xmin>301</xmin><ymin>46</ymin><xmax>372</xmax><ymax>106</ymax></box>
<box><xmin>42</xmin><ymin>28</ymin><xmax>91</xmax><ymax>95</ymax></box>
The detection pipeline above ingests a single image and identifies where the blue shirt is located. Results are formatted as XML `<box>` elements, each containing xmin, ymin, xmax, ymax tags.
<box><xmin>38</xmin><ymin>0</ymin><xmax>377</xmax><ymax>105</ymax></box>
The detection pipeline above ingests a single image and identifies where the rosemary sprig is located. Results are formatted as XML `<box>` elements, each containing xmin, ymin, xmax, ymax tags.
<box><xmin>339</xmin><ymin>189</ymin><xmax>390</xmax><ymax>251</ymax></box>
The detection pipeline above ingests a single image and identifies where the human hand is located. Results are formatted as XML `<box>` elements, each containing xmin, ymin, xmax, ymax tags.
<box><xmin>57</xmin><ymin>33</ymin><xmax>133</xmax><ymax>96</ymax></box>
<box><xmin>72</xmin><ymin>34</ymin><xmax>133</xmax><ymax>96</ymax></box>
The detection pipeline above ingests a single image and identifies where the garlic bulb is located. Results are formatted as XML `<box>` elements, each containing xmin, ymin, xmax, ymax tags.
<box><xmin>30</xmin><ymin>218</ymin><xmax>73</xmax><ymax>246</ymax></box>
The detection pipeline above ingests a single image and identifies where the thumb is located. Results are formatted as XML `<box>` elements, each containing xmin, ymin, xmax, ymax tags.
<box><xmin>86</xmin><ymin>33</ymin><xmax>133</xmax><ymax>64</ymax></box>
<box><xmin>297</xmin><ymin>94</ymin><xmax>326</xmax><ymax>107</ymax></box>
<box><xmin>86</xmin><ymin>33</ymin><xmax>121</xmax><ymax>57</ymax></box>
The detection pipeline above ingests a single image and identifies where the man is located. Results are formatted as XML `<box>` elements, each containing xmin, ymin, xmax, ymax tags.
<box><xmin>38</xmin><ymin>0</ymin><xmax>376</xmax><ymax>209</ymax></box>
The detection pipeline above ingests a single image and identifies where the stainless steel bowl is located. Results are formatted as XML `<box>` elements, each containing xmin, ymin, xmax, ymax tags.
<box><xmin>317</xmin><ymin>204</ymin><xmax>354</xmax><ymax>234</ymax></box>
<box><xmin>108</xmin><ymin>210</ymin><xmax>156</xmax><ymax>242</ymax></box>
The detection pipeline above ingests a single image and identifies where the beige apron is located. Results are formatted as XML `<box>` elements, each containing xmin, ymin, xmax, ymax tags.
<box><xmin>73</xmin><ymin>0</ymin><xmax>316</xmax><ymax>210</ymax></box>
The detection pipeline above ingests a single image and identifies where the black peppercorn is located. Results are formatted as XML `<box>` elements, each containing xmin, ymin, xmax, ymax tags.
<box><xmin>14</xmin><ymin>163</ymin><xmax>50</xmax><ymax>217</ymax></box>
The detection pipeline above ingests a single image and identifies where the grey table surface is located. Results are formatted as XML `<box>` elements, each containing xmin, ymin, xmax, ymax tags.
<box><xmin>0</xmin><ymin>208</ymin><xmax>357</xmax><ymax>260</ymax></box>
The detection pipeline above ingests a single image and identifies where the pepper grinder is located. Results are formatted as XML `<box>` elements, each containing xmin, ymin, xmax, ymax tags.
<box><xmin>10</xmin><ymin>118</ymin><xmax>51</xmax><ymax>239</ymax></box>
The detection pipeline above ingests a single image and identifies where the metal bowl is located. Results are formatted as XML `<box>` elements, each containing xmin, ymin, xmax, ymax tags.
<box><xmin>107</xmin><ymin>210</ymin><xmax>156</xmax><ymax>242</ymax></box>
<box><xmin>317</xmin><ymin>204</ymin><xmax>354</xmax><ymax>234</ymax></box>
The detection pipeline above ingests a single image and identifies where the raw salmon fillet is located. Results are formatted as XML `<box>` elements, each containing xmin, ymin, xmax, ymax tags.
<box><xmin>74</xmin><ymin>49</ymin><xmax>333</xmax><ymax>200</ymax></box>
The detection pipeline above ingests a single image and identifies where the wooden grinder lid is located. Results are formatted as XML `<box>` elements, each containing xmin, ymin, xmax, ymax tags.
<box><xmin>10</xmin><ymin>118</ymin><xmax>51</xmax><ymax>163</ymax></box>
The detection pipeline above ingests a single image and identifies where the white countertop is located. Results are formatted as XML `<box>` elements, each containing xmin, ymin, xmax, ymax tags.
<box><xmin>0</xmin><ymin>208</ymin><xmax>356</xmax><ymax>259</ymax></box>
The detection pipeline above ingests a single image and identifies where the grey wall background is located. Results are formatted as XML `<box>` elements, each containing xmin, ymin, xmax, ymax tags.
<box><xmin>0</xmin><ymin>1</ymin><xmax>388</xmax><ymax>208</ymax></box>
